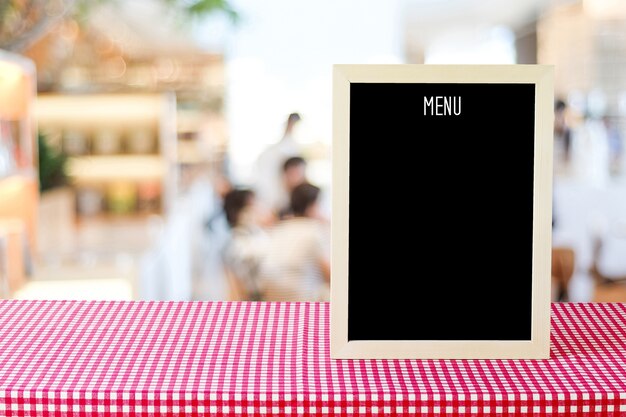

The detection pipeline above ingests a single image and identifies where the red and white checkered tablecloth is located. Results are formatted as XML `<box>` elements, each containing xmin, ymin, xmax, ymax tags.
<box><xmin>1</xmin><ymin>301</ymin><xmax>626</xmax><ymax>416</ymax></box>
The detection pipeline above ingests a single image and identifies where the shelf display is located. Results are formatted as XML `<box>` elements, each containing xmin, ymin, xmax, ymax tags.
<box><xmin>76</xmin><ymin>186</ymin><xmax>104</xmax><ymax>216</ymax></box>
<box><xmin>92</xmin><ymin>129</ymin><xmax>122</xmax><ymax>155</ymax></box>
<box><xmin>137</xmin><ymin>181</ymin><xmax>161</xmax><ymax>212</ymax></box>
<box><xmin>37</xmin><ymin>93</ymin><xmax>176</xmax><ymax>218</ymax></box>
<box><xmin>175</xmin><ymin>100</ymin><xmax>228</xmax><ymax>192</ymax></box>
<box><xmin>106</xmin><ymin>182</ymin><xmax>137</xmax><ymax>214</ymax></box>
<box><xmin>127</xmin><ymin>129</ymin><xmax>155</xmax><ymax>154</ymax></box>
<box><xmin>63</xmin><ymin>130</ymin><xmax>89</xmax><ymax>156</ymax></box>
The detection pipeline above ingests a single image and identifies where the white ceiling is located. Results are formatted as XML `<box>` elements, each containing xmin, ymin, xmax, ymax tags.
<box><xmin>403</xmin><ymin>0</ymin><xmax>555</xmax><ymax>45</ymax></box>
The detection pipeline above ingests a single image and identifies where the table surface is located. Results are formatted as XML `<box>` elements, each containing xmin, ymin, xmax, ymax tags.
<box><xmin>0</xmin><ymin>301</ymin><xmax>625</xmax><ymax>416</ymax></box>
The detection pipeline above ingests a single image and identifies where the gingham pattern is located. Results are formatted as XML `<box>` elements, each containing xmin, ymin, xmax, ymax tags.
<box><xmin>0</xmin><ymin>302</ymin><xmax>626</xmax><ymax>416</ymax></box>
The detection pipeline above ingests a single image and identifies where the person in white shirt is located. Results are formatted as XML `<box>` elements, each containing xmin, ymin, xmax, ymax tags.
<box><xmin>255</xmin><ymin>113</ymin><xmax>302</xmax><ymax>215</ymax></box>
<box><xmin>260</xmin><ymin>183</ymin><xmax>330</xmax><ymax>301</ymax></box>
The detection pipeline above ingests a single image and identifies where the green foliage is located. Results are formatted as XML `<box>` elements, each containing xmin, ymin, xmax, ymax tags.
<box><xmin>184</xmin><ymin>0</ymin><xmax>239</xmax><ymax>23</ymax></box>
<box><xmin>38</xmin><ymin>132</ymin><xmax>68</xmax><ymax>192</ymax></box>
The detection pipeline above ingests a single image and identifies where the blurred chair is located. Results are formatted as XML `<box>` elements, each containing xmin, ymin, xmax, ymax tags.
<box><xmin>590</xmin><ymin>235</ymin><xmax>626</xmax><ymax>301</ymax></box>
<box><xmin>552</xmin><ymin>247</ymin><xmax>575</xmax><ymax>301</ymax></box>
<box><xmin>590</xmin><ymin>235</ymin><xmax>626</xmax><ymax>284</ymax></box>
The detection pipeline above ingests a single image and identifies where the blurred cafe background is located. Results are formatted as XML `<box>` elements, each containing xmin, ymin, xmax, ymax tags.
<box><xmin>2</xmin><ymin>0</ymin><xmax>626</xmax><ymax>302</ymax></box>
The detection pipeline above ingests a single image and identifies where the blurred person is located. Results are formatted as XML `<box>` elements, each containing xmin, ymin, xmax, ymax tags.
<box><xmin>554</xmin><ymin>99</ymin><xmax>572</xmax><ymax>166</ymax></box>
<box><xmin>571</xmin><ymin>113</ymin><xmax>610</xmax><ymax>186</ymax></box>
<box><xmin>194</xmin><ymin>171</ymin><xmax>233</xmax><ymax>301</ymax></box>
<box><xmin>603</xmin><ymin>116</ymin><xmax>622</xmax><ymax>176</ymax></box>
<box><xmin>278</xmin><ymin>156</ymin><xmax>308</xmax><ymax>219</ymax></box>
<box><xmin>255</xmin><ymin>113</ymin><xmax>302</xmax><ymax>214</ymax></box>
<box><xmin>260</xmin><ymin>182</ymin><xmax>330</xmax><ymax>301</ymax></box>
<box><xmin>222</xmin><ymin>189</ymin><xmax>268</xmax><ymax>301</ymax></box>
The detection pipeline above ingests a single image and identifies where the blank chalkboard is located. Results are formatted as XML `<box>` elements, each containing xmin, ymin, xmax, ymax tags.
<box><xmin>330</xmin><ymin>65</ymin><xmax>554</xmax><ymax>359</ymax></box>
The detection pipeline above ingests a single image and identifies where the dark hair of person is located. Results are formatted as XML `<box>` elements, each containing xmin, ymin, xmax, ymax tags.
<box><xmin>555</xmin><ymin>99</ymin><xmax>567</xmax><ymax>112</ymax></box>
<box><xmin>287</xmin><ymin>113</ymin><xmax>301</xmax><ymax>124</ymax></box>
<box><xmin>283</xmin><ymin>156</ymin><xmax>306</xmax><ymax>172</ymax></box>
<box><xmin>290</xmin><ymin>183</ymin><xmax>320</xmax><ymax>217</ymax></box>
<box><xmin>223</xmin><ymin>189</ymin><xmax>254</xmax><ymax>228</ymax></box>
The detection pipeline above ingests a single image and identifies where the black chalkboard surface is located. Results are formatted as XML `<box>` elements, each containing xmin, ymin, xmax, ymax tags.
<box><xmin>348</xmin><ymin>83</ymin><xmax>535</xmax><ymax>341</ymax></box>
<box><xmin>330</xmin><ymin>65</ymin><xmax>553</xmax><ymax>359</ymax></box>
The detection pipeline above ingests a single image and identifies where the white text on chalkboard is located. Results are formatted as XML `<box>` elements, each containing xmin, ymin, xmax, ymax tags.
<box><xmin>424</xmin><ymin>96</ymin><xmax>462</xmax><ymax>116</ymax></box>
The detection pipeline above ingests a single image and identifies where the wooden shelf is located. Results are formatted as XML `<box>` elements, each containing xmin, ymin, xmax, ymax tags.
<box><xmin>76</xmin><ymin>211</ymin><xmax>162</xmax><ymax>223</ymax></box>
<box><xmin>36</xmin><ymin>94</ymin><xmax>165</xmax><ymax>127</ymax></box>
<box><xmin>67</xmin><ymin>155</ymin><xmax>165</xmax><ymax>183</ymax></box>
<box><xmin>37</xmin><ymin>93</ymin><xmax>177</xmax><ymax>216</ymax></box>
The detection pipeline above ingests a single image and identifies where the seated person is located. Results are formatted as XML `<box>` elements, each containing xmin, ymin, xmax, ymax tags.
<box><xmin>222</xmin><ymin>189</ymin><xmax>268</xmax><ymax>300</ymax></box>
<box><xmin>278</xmin><ymin>156</ymin><xmax>308</xmax><ymax>219</ymax></box>
<box><xmin>260</xmin><ymin>183</ymin><xmax>330</xmax><ymax>301</ymax></box>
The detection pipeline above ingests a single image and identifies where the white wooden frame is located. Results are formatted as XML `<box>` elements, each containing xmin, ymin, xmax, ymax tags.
<box><xmin>331</xmin><ymin>65</ymin><xmax>554</xmax><ymax>359</ymax></box>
